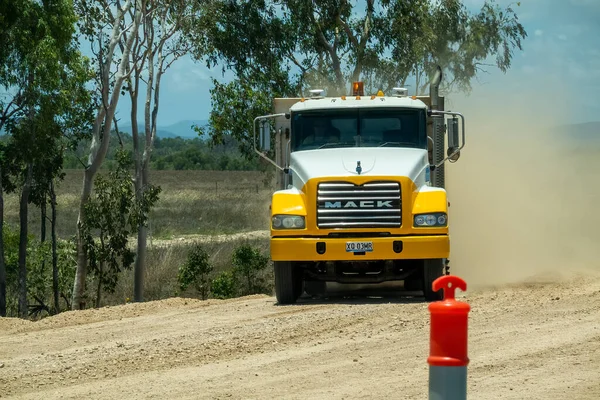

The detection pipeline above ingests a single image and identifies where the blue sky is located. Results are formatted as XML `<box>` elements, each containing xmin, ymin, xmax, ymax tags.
<box><xmin>116</xmin><ymin>0</ymin><xmax>600</xmax><ymax>126</ymax></box>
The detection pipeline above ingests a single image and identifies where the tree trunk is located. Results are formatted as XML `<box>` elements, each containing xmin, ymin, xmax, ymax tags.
<box><xmin>130</xmin><ymin>60</ymin><xmax>143</xmax><ymax>303</ymax></box>
<box><xmin>133</xmin><ymin>225</ymin><xmax>146</xmax><ymax>302</ymax></box>
<box><xmin>50</xmin><ymin>180</ymin><xmax>59</xmax><ymax>314</ymax></box>
<box><xmin>95</xmin><ymin>261</ymin><xmax>103</xmax><ymax>308</ymax></box>
<box><xmin>72</xmin><ymin>168</ymin><xmax>94</xmax><ymax>310</ymax></box>
<box><xmin>18</xmin><ymin>164</ymin><xmax>32</xmax><ymax>318</ymax></box>
<box><xmin>40</xmin><ymin>195</ymin><xmax>46</xmax><ymax>242</ymax></box>
<box><xmin>0</xmin><ymin>162</ymin><xmax>6</xmax><ymax>317</ymax></box>
<box><xmin>40</xmin><ymin>194</ymin><xmax>47</xmax><ymax>290</ymax></box>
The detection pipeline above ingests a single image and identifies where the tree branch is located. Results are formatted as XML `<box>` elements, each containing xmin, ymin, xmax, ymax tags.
<box><xmin>351</xmin><ymin>0</ymin><xmax>374</xmax><ymax>82</ymax></box>
<box><xmin>337</xmin><ymin>16</ymin><xmax>358</xmax><ymax>48</ymax></box>
<box><xmin>311</xmin><ymin>13</ymin><xmax>344</xmax><ymax>93</ymax></box>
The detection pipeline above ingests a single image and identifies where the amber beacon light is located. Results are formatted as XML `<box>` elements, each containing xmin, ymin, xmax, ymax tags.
<box><xmin>428</xmin><ymin>275</ymin><xmax>470</xmax><ymax>400</ymax></box>
<box><xmin>352</xmin><ymin>81</ymin><xmax>364</xmax><ymax>96</ymax></box>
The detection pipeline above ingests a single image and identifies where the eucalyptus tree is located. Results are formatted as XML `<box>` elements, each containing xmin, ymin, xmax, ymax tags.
<box><xmin>0</xmin><ymin>0</ymin><xmax>92</xmax><ymax>318</ymax></box>
<box><xmin>72</xmin><ymin>0</ymin><xmax>143</xmax><ymax>309</ymax></box>
<box><xmin>72</xmin><ymin>0</ymin><xmax>206</xmax><ymax>306</ymax></box>
<box><xmin>123</xmin><ymin>0</ymin><xmax>201</xmax><ymax>302</ymax></box>
<box><xmin>191</xmin><ymin>0</ymin><xmax>526</xmax><ymax>150</ymax></box>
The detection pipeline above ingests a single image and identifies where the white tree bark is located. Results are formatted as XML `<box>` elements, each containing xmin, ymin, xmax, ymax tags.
<box><xmin>133</xmin><ymin>0</ymin><xmax>184</xmax><ymax>302</ymax></box>
<box><xmin>72</xmin><ymin>0</ymin><xmax>143</xmax><ymax>310</ymax></box>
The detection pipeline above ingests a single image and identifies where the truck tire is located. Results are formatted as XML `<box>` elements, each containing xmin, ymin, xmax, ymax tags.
<box><xmin>423</xmin><ymin>259</ymin><xmax>444</xmax><ymax>301</ymax></box>
<box><xmin>274</xmin><ymin>261</ymin><xmax>302</xmax><ymax>304</ymax></box>
<box><xmin>403</xmin><ymin>276</ymin><xmax>422</xmax><ymax>292</ymax></box>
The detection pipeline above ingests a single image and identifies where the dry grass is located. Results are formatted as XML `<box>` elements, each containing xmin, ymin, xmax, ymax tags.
<box><xmin>3</xmin><ymin>169</ymin><xmax>274</xmax><ymax>239</ymax></box>
<box><xmin>103</xmin><ymin>235</ymin><xmax>272</xmax><ymax>305</ymax></box>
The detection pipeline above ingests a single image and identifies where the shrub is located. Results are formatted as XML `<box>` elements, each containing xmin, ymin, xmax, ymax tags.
<box><xmin>178</xmin><ymin>244</ymin><xmax>213</xmax><ymax>299</ymax></box>
<box><xmin>211</xmin><ymin>271</ymin><xmax>237</xmax><ymax>299</ymax></box>
<box><xmin>231</xmin><ymin>243</ymin><xmax>270</xmax><ymax>295</ymax></box>
<box><xmin>2</xmin><ymin>224</ymin><xmax>78</xmax><ymax>317</ymax></box>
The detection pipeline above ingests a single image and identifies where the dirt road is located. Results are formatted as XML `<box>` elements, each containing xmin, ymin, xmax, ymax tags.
<box><xmin>1</xmin><ymin>271</ymin><xmax>599</xmax><ymax>399</ymax></box>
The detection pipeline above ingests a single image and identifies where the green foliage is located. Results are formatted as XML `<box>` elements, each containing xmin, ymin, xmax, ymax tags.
<box><xmin>211</xmin><ymin>271</ymin><xmax>237</xmax><ymax>299</ymax></box>
<box><xmin>1</xmin><ymin>223</ymin><xmax>78</xmax><ymax>317</ymax></box>
<box><xmin>197</xmin><ymin>0</ymin><xmax>526</xmax><ymax>95</ymax></box>
<box><xmin>193</xmin><ymin>0</ymin><xmax>527</xmax><ymax>151</ymax></box>
<box><xmin>26</xmin><ymin>240</ymin><xmax>52</xmax><ymax>317</ymax></box>
<box><xmin>56</xmin><ymin>239</ymin><xmax>77</xmax><ymax>310</ymax></box>
<box><xmin>0</xmin><ymin>0</ymin><xmax>93</xmax><ymax>181</ymax></box>
<box><xmin>0</xmin><ymin>0</ymin><xmax>92</xmax><ymax>316</ymax></box>
<box><xmin>197</xmin><ymin>79</ymin><xmax>278</xmax><ymax>160</ymax></box>
<box><xmin>178</xmin><ymin>244</ymin><xmax>213</xmax><ymax>300</ymax></box>
<box><xmin>231</xmin><ymin>243</ymin><xmax>270</xmax><ymax>296</ymax></box>
<box><xmin>2</xmin><ymin>224</ymin><xmax>20</xmax><ymax>313</ymax></box>
<box><xmin>82</xmin><ymin>150</ymin><xmax>161</xmax><ymax>304</ymax></box>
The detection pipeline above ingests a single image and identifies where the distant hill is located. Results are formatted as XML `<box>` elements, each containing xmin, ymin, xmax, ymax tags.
<box><xmin>117</xmin><ymin>119</ymin><xmax>209</xmax><ymax>139</ymax></box>
<box><xmin>1</xmin><ymin>119</ymin><xmax>209</xmax><ymax>140</ymax></box>
<box><xmin>162</xmin><ymin>120</ymin><xmax>209</xmax><ymax>139</ymax></box>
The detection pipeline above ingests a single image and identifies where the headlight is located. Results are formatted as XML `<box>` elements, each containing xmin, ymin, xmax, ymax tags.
<box><xmin>272</xmin><ymin>215</ymin><xmax>305</xmax><ymax>230</ymax></box>
<box><xmin>414</xmin><ymin>212</ymin><xmax>447</xmax><ymax>227</ymax></box>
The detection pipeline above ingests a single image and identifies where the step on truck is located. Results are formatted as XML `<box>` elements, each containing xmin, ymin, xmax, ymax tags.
<box><xmin>254</xmin><ymin>68</ymin><xmax>466</xmax><ymax>304</ymax></box>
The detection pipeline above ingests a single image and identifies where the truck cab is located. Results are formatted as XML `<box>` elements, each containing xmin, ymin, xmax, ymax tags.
<box><xmin>255</xmin><ymin>73</ymin><xmax>465</xmax><ymax>304</ymax></box>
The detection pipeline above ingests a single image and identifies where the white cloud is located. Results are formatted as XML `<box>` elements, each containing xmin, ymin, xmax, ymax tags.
<box><xmin>190</xmin><ymin>67</ymin><xmax>210</xmax><ymax>81</ymax></box>
<box><xmin>535</xmin><ymin>29</ymin><xmax>544</xmax><ymax>37</ymax></box>
<box><xmin>558</xmin><ymin>34</ymin><xmax>568</xmax><ymax>40</ymax></box>
<box><xmin>522</xmin><ymin>65</ymin><xmax>536</xmax><ymax>74</ymax></box>
<box><xmin>162</xmin><ymin>56</ymin><xmax>216</xmax><ymax>93</ymax></box>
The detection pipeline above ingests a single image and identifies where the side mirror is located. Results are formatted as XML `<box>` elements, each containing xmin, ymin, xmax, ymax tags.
<box><xmin>447</xmin><ymin>117</ymin><xmax>460</xmax><ymax>161</ymax></box>
<box><xmin>259</xmin><ymin>121</ymin><xmax>271</xmax><ymax>151</ymax></box>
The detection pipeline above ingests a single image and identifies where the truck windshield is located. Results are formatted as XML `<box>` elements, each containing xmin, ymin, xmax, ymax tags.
<box><xmin>291</xmin><ymin>108</ymin><xmax>427</xmax><ymax>152</ymax></box>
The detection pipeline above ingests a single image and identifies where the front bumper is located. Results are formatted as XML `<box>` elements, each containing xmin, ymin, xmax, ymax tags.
<box><xmin>270</xmin><ymin>235</ymin><xmax>449</xmax><ymax>261</ymax></box>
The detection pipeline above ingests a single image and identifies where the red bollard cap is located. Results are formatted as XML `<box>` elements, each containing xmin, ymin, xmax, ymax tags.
<box><xmin>427</xmin><ymin>275</ymin><xmax>471</xmax><ymax>367</ymax></box>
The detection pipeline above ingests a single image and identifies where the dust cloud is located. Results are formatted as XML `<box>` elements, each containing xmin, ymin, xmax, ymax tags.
<box><xmin>446</xmin><ymin>86</ymin><xmax>600</xmax><ymax>287</ymax></box>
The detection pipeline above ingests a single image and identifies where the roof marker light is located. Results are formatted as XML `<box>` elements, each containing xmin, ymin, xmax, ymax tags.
<box><xmin>392</xmin><ymin>87</ymin><xmax>408</xmax><ymax>97</ymax></box>
<box><xmin>309</xmin><ymin>89</ymin><xmax>325</xmax><ymax>98</ymax></box>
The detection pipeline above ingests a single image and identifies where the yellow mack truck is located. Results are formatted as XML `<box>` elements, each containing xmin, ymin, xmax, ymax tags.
<box><xmin>254</xmin><ymin>68</ymin><xmax>465</xmax><ymax>304</ymax></box>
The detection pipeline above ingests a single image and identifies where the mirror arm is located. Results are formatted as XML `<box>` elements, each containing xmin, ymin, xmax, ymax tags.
<box><xmin>253</xmin><ymin>113</ymin><xmax>287</xmax><ymax>171</ymax></box>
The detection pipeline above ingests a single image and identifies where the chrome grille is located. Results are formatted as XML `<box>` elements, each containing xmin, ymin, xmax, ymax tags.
<box><xmin>317</xmin><ymin>181</ymin><xmax>401</xmax><ymax>228</ymax></box>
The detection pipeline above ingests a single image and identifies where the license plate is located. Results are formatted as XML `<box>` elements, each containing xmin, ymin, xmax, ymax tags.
<box><xmin>345</xmin><ymin>241</ymin><xmax>373</xmax><ymax>252</ymax></box>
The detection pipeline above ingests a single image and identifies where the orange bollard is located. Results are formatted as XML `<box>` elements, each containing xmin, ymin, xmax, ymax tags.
<box><xmin>428</xmin><ymin>275</ymin><xmax>470</xmax><ymax>400</ymax></box>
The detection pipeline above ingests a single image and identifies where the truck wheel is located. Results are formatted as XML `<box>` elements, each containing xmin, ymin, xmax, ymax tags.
<box><xmin>274</xmin><ymin>261</ymin><xmax>302</xmax><ymax>304</ymax></box>
<box><xmin>423</xmin><ymin>259</ymin><xmax>444</xmax><ymax>301</ymax></box>
<box><xmin>403</xmin><ymin>277</ymin><xmax>422</xmax><ymax>292</ymax></box>
<box><xmin>304</xmin><ymin>280</ymin><xmax>326</xmax><ymax>297</ymax></box>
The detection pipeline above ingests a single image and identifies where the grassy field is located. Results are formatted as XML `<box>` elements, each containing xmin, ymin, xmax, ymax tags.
<box><xmin>3</xmin><ymin>169</ymin><xmax>274</xmax><ymax>240</ymax></box>
<box><xmin>3</xmin><ymin>169</ymin><xmax>275</xmax><ymax>312</ymax></box>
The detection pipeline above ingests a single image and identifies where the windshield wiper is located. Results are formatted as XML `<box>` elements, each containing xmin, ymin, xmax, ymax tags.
<box><xmin>317</xmin><ymin>142</ymin><xmax>353</xmax><ymax>149</ymax></box>
<box><xmin>378</xmin><ymin>141</ymin><xmax>414</xmax><ymax>147</ymax></box>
